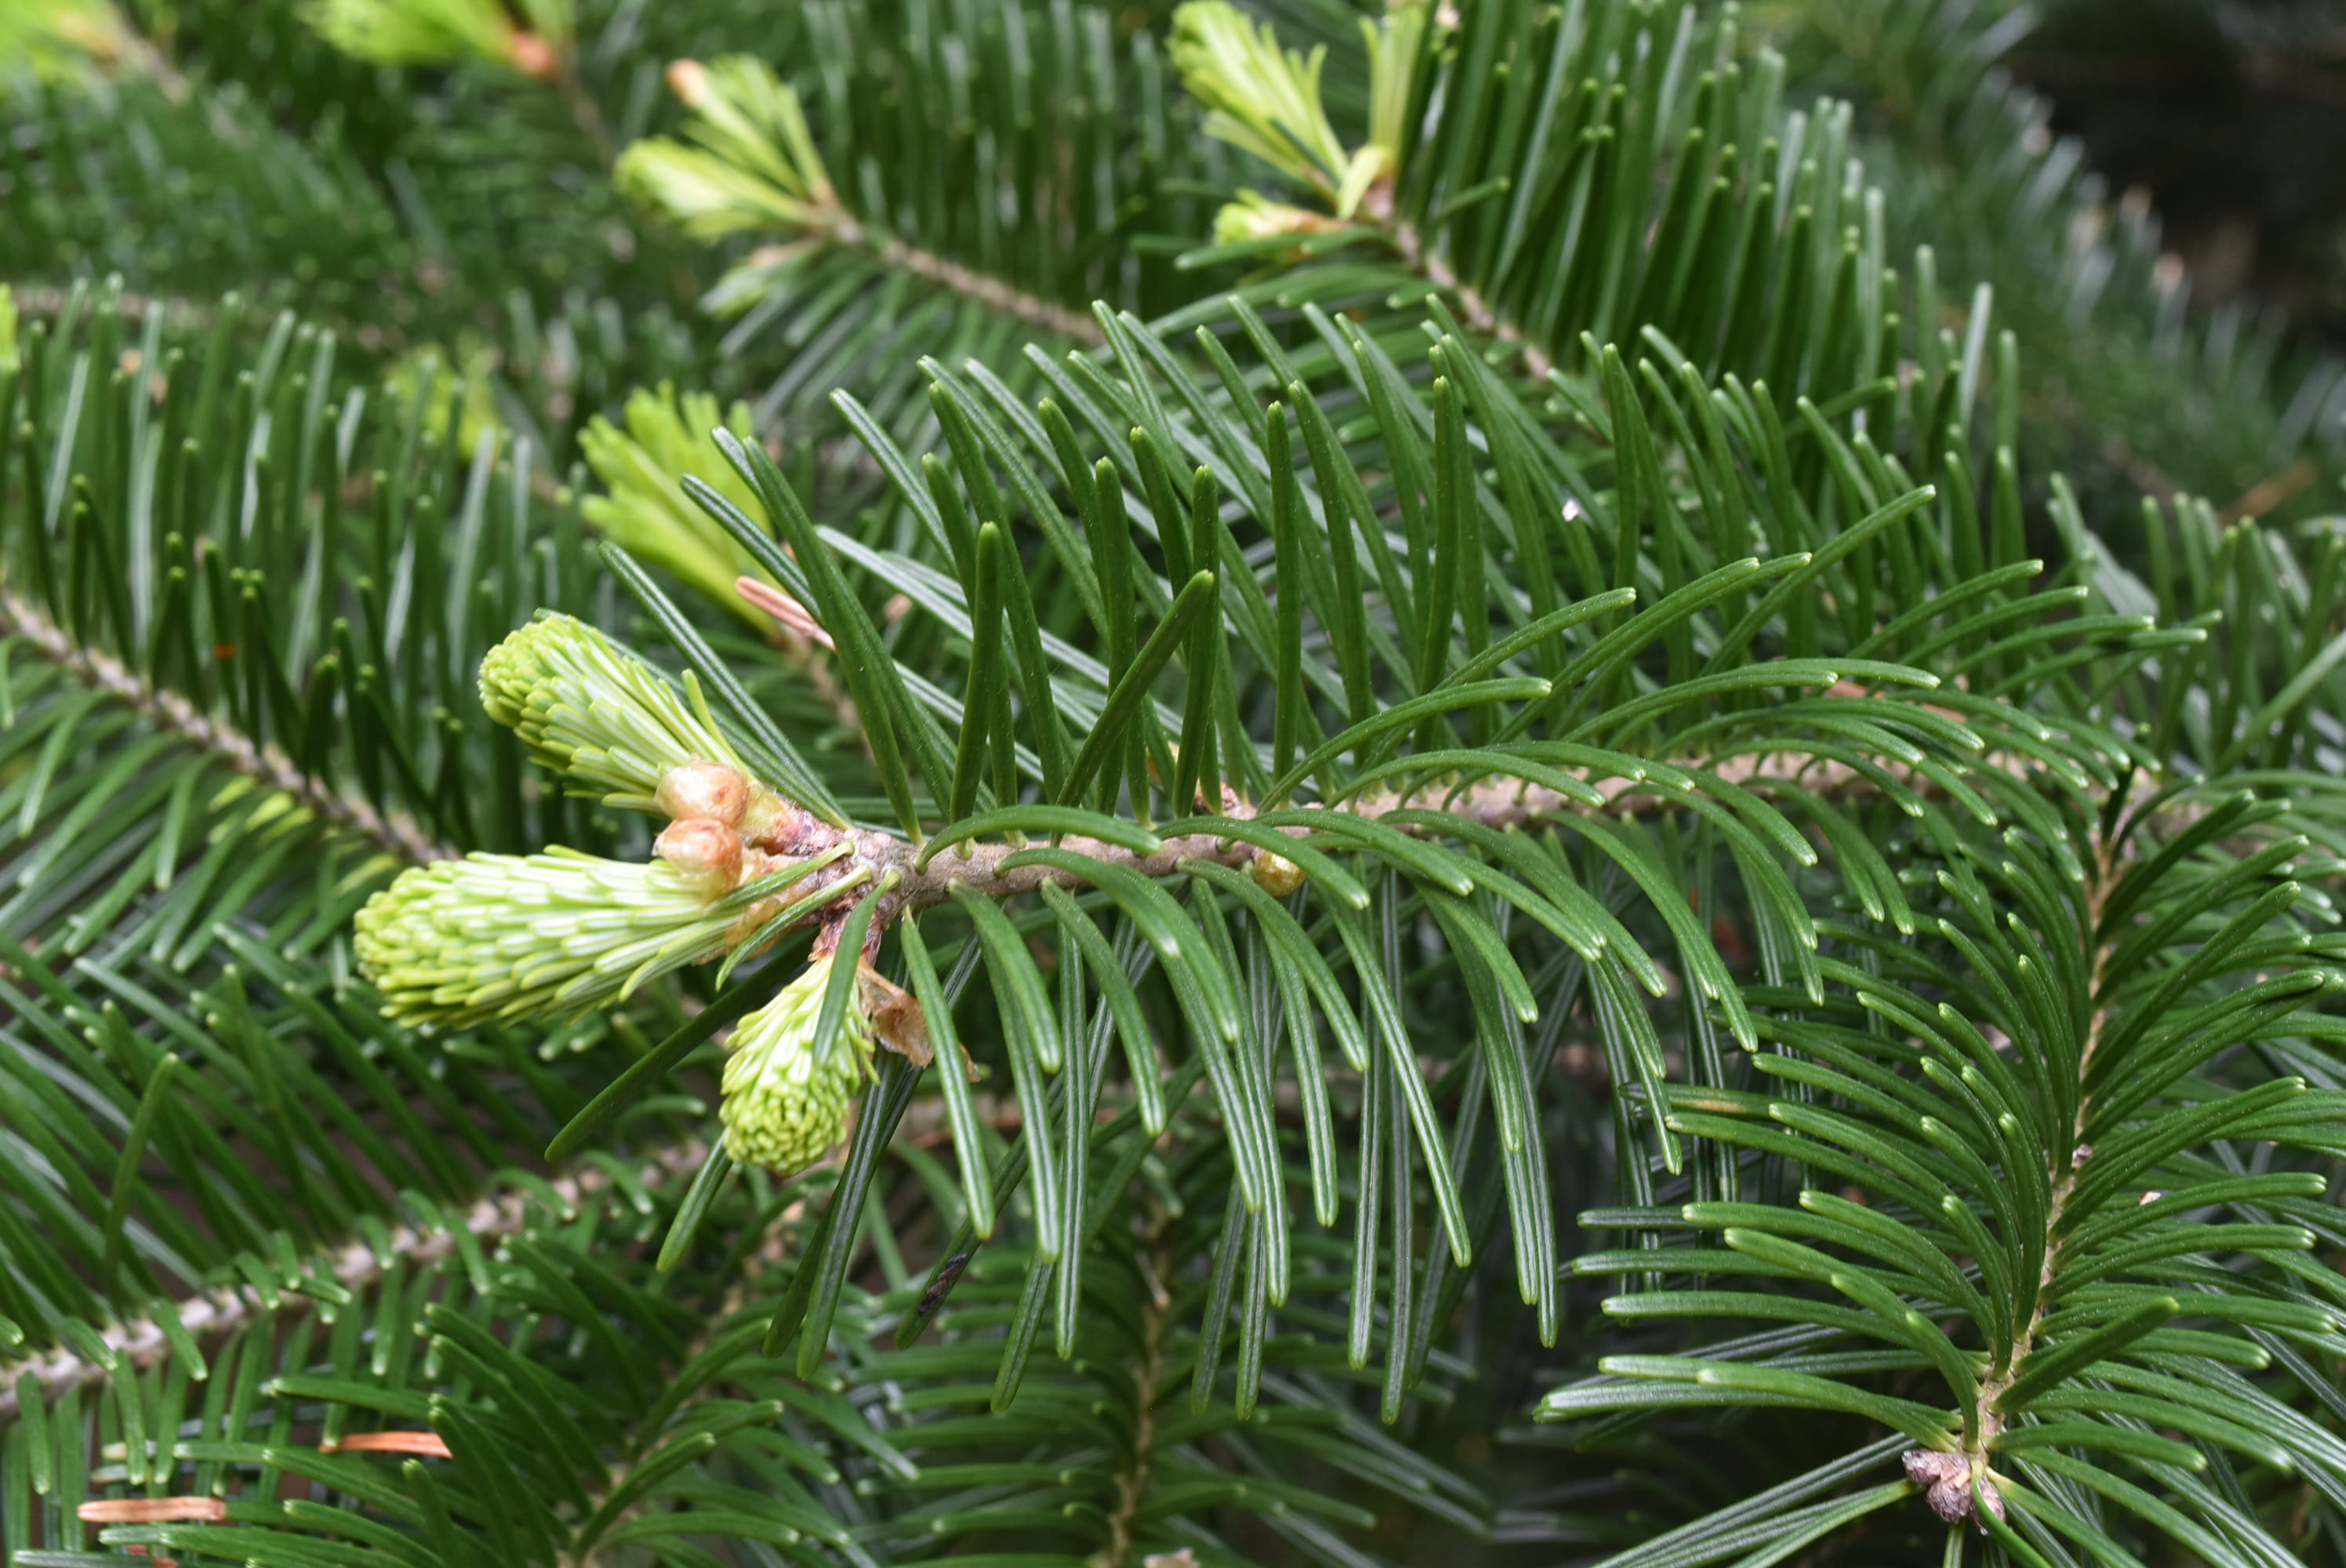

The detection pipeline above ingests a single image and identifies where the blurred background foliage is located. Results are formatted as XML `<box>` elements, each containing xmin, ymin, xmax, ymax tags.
<box><xmin>5</xmin><ymin>0</ymin><xmax>2342</xmax><ymax>518</ymax></box>
<box><xmin>1773</xmin><ymin>0</ymin><xmax>2346</xmax><ymax>538</ymax></box>
<box><xmin>2015</xmin><ymin>0</ymin><xmax>2346</xmax><ymax>345</ymax></box>
<box><xmin>3</xmin><ymin>2</ymin><xmax>2345</xmax><ymax>1560</ymax></box>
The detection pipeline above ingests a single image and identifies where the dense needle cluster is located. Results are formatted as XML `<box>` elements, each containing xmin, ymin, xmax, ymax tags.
<box><xmin>358</xmin><ymin>615</ymin><xmax>880</xmax><ymax>1171</ymax></box>
<box><xmin>717</xmin><ymin>949</ymin><xmax>877</xmax><ymax>1171</ymax></box>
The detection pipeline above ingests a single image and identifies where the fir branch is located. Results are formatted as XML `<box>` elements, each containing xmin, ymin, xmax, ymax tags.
<box><xmin>10</xmin><ymin>285</ymin><xmax>218</xmax><ymax>331</ymax></box>
<box><xmin>554</xmin><ymin>54</ymin><xmax>616</xmax><ymax>168</ymax></box>
<box><xmin>11</xmin><ymin>278</ymin><xmax>426</xmax><ymax>358</ymax></box>
<box><xmin>1955</xmin><ymin>825</ymin><xmax>2124</xmax><ymax>1515</ymax></box>
<box><xmin>720</xmin><ymin>224</ymin><xmax>1106</xmax><ymax>347</ymax></box>
<box><xmin>0</xmin><ymin>589</ymin><xmax>448</xmax><ymax>865</ymax></box>
<box><xmin>1092</xmin><ymin>1214</ymin><xmax>1175</xmax><ymax>1568</ymax></box>
<box><xmin>619</xmin><ymin>54</ymin><xmax>1109</xmax><ymax>350</ymax></box>
<box><xmin>856</xmin><ymin>230</ymin><xmax>1107</xmax><ymax>347</ymax></box>
<box><xmin>862</xmin><ymin>745</ymin><xmax>2028</xmax><ymax>920</ymax></box>
<box><xmin>0</xmin><ymin>1140</ymin><xmax>709</xmax><ymax>1419</ymax></box>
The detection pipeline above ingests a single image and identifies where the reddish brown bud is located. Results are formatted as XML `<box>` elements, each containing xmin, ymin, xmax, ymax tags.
<box><xmin>508</xmin><ymin>31</ymin><xmax>560</xmax><ymax>78</ymax></box>
<box><xmin>666</xmin><ymin>58</ymin><xmax>709</xmax><ymax>107</ymax></box>
<box><xmin>323</xmin><ymin>1431</ymin><xmax>453</xmax><ymax>1457</ymax></box>
<box><xmin>656</xmin><ymin>818</ymin><xmax>744</xmax><ymax>895</ymax></box>
<box><xmin>656</xmin><ymin>760</ymin><xmax>750</xmax><ymax>829</ymax></box>
<box><xmin>742</xmin><ymin>793</ymin><xmax>839</xmax><ymax>855</ymax></box>
<box><xmin>736</xmin><ymin>575</ymin><xmax>834</xmax><ymax>648</ymax></box>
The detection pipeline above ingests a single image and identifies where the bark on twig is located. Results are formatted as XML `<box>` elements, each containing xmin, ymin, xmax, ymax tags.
<box><xmin>0</xmin><ymin>1142</ymin><xmax>706</xmax><ymax>1419</ymax></box>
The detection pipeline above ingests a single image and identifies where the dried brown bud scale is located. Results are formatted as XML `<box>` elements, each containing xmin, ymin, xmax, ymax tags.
<box><xmin>858</xmin><ymin>965</ymin><xmax>932</xmax><ymax>1067</ymax></box>
<box><xmin>1902</xmin><ymin>1450</ymin><xmax>2003</xmax><ymax>1526</ymax></box>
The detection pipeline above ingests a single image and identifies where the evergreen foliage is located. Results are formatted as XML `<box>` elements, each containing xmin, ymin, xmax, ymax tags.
<box><xmin>2</xmin><ymin>1</ymin><xmax>2345</xmax><ymax>1564</ymax></box>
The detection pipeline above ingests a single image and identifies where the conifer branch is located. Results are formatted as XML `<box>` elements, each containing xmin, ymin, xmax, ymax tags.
<box><xmin>12</xmin><ymin>283</ymin><xmax>423</xmax><ymax>356</ymax></box>
<box><xmin>12</xmin><ymin>285</ymin><xmax>216</xmax><ymax>330</ymax></box>
<box><xmin>20</xmin><ymin>2</ymin><xmax>2343</xmax><ymax>1559</ymax></box>
<box><xmin>862</xmin><ymin>745</ymin><xmax>2027</xmax><ymax>920</ymax></box>
<box><xmin>854</xmin><ymin>230</ymin><xmax>1107</xmax><ymax>347</ymax></box>
<box><xmin>1952</xmin><ymin>826</ymin><xmax>2124</xmax><ymax>1521</ymax></box>
<box><xmin>0</xmin><ymin>590</ymin><xmax>448</xmax><ymax>865</ymax></box>
<box><xmin>618</xmin><ymin>55</ymin><xmax>1107</xmax><ymax>350</ymax></box>
<box><xmin>0</xmin><ymin>1141</ymin><xmax>709</xmax><ymax>1420</ymax></box>
<box><xmin>1092</xmin><ymin>1218</ymin><xmax>1175</xmax><ymax>1568</ymax></box>
<box><xmin>715</xmin><ymin>210</ymin><xmax>1108</xmax><ymax>347</ymax></box>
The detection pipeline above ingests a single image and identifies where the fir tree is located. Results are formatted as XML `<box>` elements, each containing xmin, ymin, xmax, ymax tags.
<box><xmin>2</xmin><ymin>1</ymin><xmax>2344</xmax><ymax>1564</ymax></box>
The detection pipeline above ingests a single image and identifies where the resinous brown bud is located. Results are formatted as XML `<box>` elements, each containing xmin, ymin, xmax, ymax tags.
<box><xmin>656</xmin><ymin>760</ymin><xmax>750</xmax><ymax>829</ymax></box>
<box><xmin>655</xmin><ymin>818</ymin><xmax>745</xmax><ymax>896</ymax></box>
<box><xmin>1251</xmin><ymin>846</ymin><xmax>1306</xmax><ymax>898</ymax></box>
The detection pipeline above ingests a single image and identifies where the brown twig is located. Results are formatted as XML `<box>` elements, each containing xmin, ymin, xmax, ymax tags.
<box><xmin>1913</xmin><ymin>827</ymin><xmax>2124</xmax><ymax>1526</ymax></box>
<box><xmin>10</xmin><ymin>284</ymin><xmax>422</xmax><ymax>358</ymax></box>
<box><xmin>1091</xmin><ymin>1206</ymin><xmax>1175</xmax><ymax>1566</ymax></box>
<box><xmin>2221</xmin><ymin>457</ymin><xmax>2320</xmax><ymax>525</ymax></box>
<box><xmin>1389</xmin><ymin>217</ymin><xmax>1553</xmax><ymax>379</ymax></box>
<box><xmin>839</xmin><ymin>224</ymin><xmax>1106</xmax><ymax>345</ymax></box>
<box><xmin>852</xmin><ymin>746</ymin><xmax>1981</xmax><ymax>926</ymax></box>
<box><xmin>0</xmin><ymin>1142</ymin><xmax>706</xmax><ymax>1421</ymax></box>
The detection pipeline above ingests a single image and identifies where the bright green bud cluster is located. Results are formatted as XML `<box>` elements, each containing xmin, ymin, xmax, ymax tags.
<box><xmin>384</xmin><ymin>342</ymin><xmax>505</xmax><ymax>459</ymax></box>
<box><xmin>1174</xmin><ymin>0</ymin><xmax>1431</xmax><ymax>225</ymax></box>
<box><xmin>579</xmin><ymin>384</ymin><xmax>774</xmax><ymax>627</ymax></box>
<box><xmin>1361</xmin><ymin>2</ymin><xmax>1430</xmax><ymax>185</ymax></box>
<box><xmin>616</xmin><ymin>56</ymin><xmax>841</xmax><ymax>243</ymax></box>
<box><xmin>0</xmin><ymin>1</ymin><xmax>134</xmax><ymax>82</ymax></box>
<box><xmin>1171</xmin><ymin>2</ymin><xmax>1348</xmax><ymax>194</ymax></box>
<box><xmin>479</xmin><ymin>614</ymin><xmax>748</xmax><ymax>814</ymax></box>
<box><xmin>354</xmin><ymin>848</ymin><xmax>743</xmax><ymax>1028</ymax></box>
<box><xmin>720</xmin><ymin>951</ymin><xmax>876</xmax><ymax>1172</ymax></box>
<box><xmin>305</xmin><ymin>0</ymin><xmax>570</xmax><ymax>72</ymax></box>
<box><xmin>615</xmin><ymin>138</ymin><xmax>811</xmax><ymax>245</ymax></box>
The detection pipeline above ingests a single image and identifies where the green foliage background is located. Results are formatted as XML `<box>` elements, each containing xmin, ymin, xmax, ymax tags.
<box><xmin>1</xmin><ymin>0</ymin><xmax>2344</xmax><ymax>1565</ymax></box>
